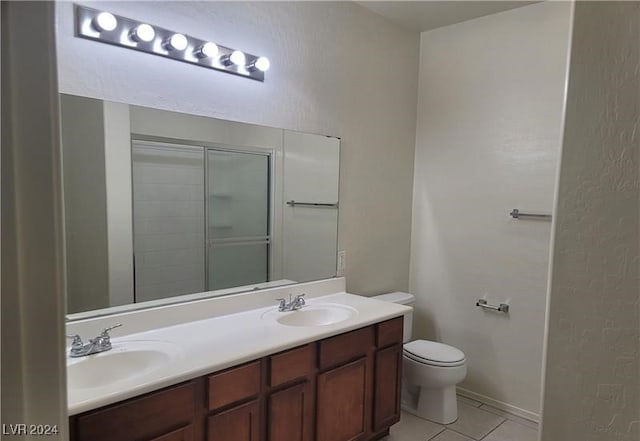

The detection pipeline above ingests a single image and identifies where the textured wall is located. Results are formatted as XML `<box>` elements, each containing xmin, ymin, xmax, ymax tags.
<box><xmin>55</xmin><ymin>1</ymin><xmax>419</xmax><ymax>295</ymax></box>
<box><xmin>410</xmin><ymin>2</ymin><xmax>572</xmax><ymax>417</ymax></box>
<box><xmin>541</xmin><ymin>2</ymin><xmax>640</xmax><ymax>440</ymax></box>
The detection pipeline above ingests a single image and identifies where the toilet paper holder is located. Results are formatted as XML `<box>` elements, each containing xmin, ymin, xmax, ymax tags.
<box><xmin>476</xmin><ymin>299</ymin><xmax>509</xmax><ymax>313</ymax></box>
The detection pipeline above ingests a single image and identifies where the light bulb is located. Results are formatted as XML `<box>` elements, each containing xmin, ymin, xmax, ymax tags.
<box><xmin>254</xmin><ymin>56</ymin><xmax>270</xmax><ymax>72</ymax></box>
<box><xmin>229</xmin><ymin>50</ymin><xmax>246</xmax><ymax>66</ymax></box>
<box><xmin>166</xmin><ymin>33</ymin><xmax>188</xmax><ymax>51</ymax></box>
<box><xmin>93</xmin><ymin>12</ymin><xmax>117</xmax><ymax>32</ymax></box>
<box><xmin>196</xmin><ymin>42</ymin><xmax>219</xmax><ymax>59</ymax></box>
<box><xmin>130</xmin><ymin>24</ymin><xmax>155</xmax><ymax>43</ymax></box>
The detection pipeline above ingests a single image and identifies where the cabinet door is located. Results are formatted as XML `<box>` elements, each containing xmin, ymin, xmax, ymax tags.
<box><xmin>373</xmin><ymin>345</ymin><xmax>402</xmax><ymax>431</ymax></box>
<box><xmin>207</xmin><ymin>400</ymin><xmax>260</xmax><ymax>441</ymax></box>
<box><xmin>267</xmin><ymin>382</ymin><xmax>312</xmax><ymax>441</ymax></box>
<box><xmin>316</xmin><ymin>358</ymin><xmax>369</xmax><ymax>441</ymax></box>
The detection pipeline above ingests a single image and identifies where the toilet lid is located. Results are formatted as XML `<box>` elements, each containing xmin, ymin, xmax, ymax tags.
<box><xmin>403</xmin><ymin>340</ymin><xmax>465</xmax><ymax>366</ymax></box>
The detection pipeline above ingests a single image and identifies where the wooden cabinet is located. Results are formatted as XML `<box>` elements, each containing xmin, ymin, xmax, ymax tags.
<box><xmin>266</xmin><ymin>344</ymin><xmax>314</xmax><ymax>441</ymax></box>
<box><xmin>318</xmin><ymin>326</ymin><xmax>374</xmax><ymax>370</ymax></box>
<box><xmin>153</xmin><ymin>425</ymin><xmax>194</xmax><ymax>441</ymax></box>
<box><xmin>207</xmin><ymin>362</ymin><xmax>262</xmax><ymax>441</ymax></box>
<box><xmin>376</xmin><ymin>316</ymin><xmax>403</xmax><ymax>349</ymax></box>
<box><xmin>317</xmin><ymin>358</ymin><xmax>370</xmax><ymax>441</ymax></box>
<box><xmin>267</xmin><ymin>382</ymin><xmax>313</xmax><ymax>441</ymax></box>
<box><xmin>373</xmin><ymin>345</ymin><xmax>402</xmax><ymax>431</ymax></box>
<box><xmin>316</xmin><ymin>326</ymin><xmax>375</xmax><ymax>441</ymax></box>
<box><xmin>207</xmin><ymin>400</ymin><xmax>260</xmax><ymax>441</ymax></box>
<box><xmin>269</xmin><ymin>344</ymin><xmax>314</xmax><ymax>387</ymax></box>
<box><xmin>71</xmin><ymin>381</ymin><xmax>197</xmax><ymax>441</ymax></box>
<box><xmin>70</xmin><ymin>318</ymin><xmax>403</xmax><ymax>441</ymax></box>
<box><xmin>208</xmin><ymin>361</ymin><xmax>262</xmax><ymax>411</ymax></box>
<box><xmin>373</xmin><ymin>317</ymin><xmax>404</xmax><ymax>432</ymax></box>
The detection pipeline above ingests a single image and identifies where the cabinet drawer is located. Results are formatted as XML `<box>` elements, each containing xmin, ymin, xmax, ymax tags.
<box><xmin>208</xmin><ymin>360</ymin><xmax>261</xmax><ymax>411</ymax></box>
<box><xmin>319</xmin><ymin>326</ymin><xmax>374</xmax><ymax>370</ymax></box>
<box><xmin>376</xmin><ymin>317</ymin><xmax>403</xmax><ymax>348</ymax></box>
<box><xmin>74</xmin><ymin>381</ymin><xmax>195</xmax><ymax>441</ymax></box>
<box><xmin>269</xmin><ymin>344</ymin><xmax>315</xmax><ymax>387</ymax></box>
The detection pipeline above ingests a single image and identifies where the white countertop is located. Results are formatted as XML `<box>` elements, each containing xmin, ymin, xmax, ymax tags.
<box><xmin>67</xmin><ymin>292</ymin><xmax>410</xmax><ymax>415</ymax></box>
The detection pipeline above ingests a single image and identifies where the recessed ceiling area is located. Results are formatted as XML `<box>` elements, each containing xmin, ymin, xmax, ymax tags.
<box><xmin>357</xmin><ymin>1</ymin><xmax>539</xmax><ymax>32</ymax></box>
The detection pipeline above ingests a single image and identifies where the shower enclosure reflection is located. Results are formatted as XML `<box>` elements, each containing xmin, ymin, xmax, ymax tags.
<box><xmin>132</xmin><ymin>143</ymin><xmax>272</xmax><ymax>302</ymax></box>
<box><xmin>60</xmin><ymin>94</ymin><xmax>340</xmax><ymax>317</ymax></box>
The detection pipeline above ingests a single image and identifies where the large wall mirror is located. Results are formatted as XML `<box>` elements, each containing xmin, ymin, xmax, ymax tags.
<box><xmin>61</xmin><ymin>93</ymin><xmax>340</xmax><ymax>319</ymax></box>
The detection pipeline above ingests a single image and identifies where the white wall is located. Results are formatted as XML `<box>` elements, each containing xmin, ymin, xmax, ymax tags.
<box><xmin>1</xmin><ymin>2</ymin><xmax>68</xmax><ymax>438</ymax></box>
<box><xmin>410</xmin><ymin>2</ymin><xmax>572</xmax><ymax>418</ymax></box>
<box><xmin>283</xmin><ymin>131</ymin><xmax>340</xmax><ymax>283</ymax></box>
<box><xmin>61</xmin><ymin>97</ymin><xmax>134</xmax><ymax>311</ymax></box>
<box><xmin>55</xmin><ymin>1</ymin><xmax>419</xmax><ymax>295</ymax></box>
<box><xmin>60</xmin><ymin>94</ymin><xmax>111</xmax><ymax>313</ymax></box>
<box><xmin>541</xmin><ymin>2</ymin><xmax>640</xmax><ymax>440</ymax></box>
<box><xmin>103</xmin><ymin>101</ymin><xmax>134</xmax><ymax>307</ymax></box>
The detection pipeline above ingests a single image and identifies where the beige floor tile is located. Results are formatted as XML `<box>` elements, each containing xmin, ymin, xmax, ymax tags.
<box><xmin>478</xmin><ymin>404</ymin><xmax>539</xmax><ymax>430</ymax></box>
<box><xmin>428</xmin><ymin>429</ymin><xmax>475</xmax><ymax>441</ymax></box>
<box><xmin>457</xmin><ymin>395</ymin><xmax>483</xmax><ymax>408</ymax></box>
<box><xmin>482</xmin><ymin>420</ymin><xmax>538</xmax><ymax>441</ymax></box>
<box><xmin>446</xmin><ymin>402</ymin><xmax>505</xmax><ymax>440</ymax></box>
<box><xmin>382</xmin><ymin>411</ymin><xmax>446</xmax><ymax>441</ymax></box>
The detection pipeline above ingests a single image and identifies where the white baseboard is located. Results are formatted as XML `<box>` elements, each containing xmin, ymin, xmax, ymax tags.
<box><xmin>456</xmin><ymin>387</ymin><xmax>540</xmax><ymax>423</ymax></box>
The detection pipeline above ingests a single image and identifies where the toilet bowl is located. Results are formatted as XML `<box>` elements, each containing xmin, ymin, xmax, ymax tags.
<box><xmin>372</xmin><ymin>292</ymin><xmax>467</xmax><ymax>424</ymax></box>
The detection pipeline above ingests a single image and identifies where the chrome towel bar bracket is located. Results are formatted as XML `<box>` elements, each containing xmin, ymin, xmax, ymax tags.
<box><xmin>476</xmin><ymin>299</ymin><xmax>509</xmax><ymax>313</ymax></box>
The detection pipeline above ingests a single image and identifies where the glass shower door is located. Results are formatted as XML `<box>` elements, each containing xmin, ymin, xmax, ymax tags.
<box><xmin>206</xmin><ymin>149</ymin><xmax>271</xmax><ymax>290</ymax></box>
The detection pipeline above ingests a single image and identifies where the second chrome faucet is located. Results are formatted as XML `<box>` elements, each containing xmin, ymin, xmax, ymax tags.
<box><xmin>276</xmin><ymin>294</ymin><xmax>306</xmax><ymax>312</ymax></box>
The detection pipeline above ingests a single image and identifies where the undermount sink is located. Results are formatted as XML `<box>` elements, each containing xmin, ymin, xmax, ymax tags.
<box><xmin>263</xmin><ymin>303</ymin><xmax>357</xmax><ymax>327</ymax></box>
<box><xmin>67</xmin><ymin>340</ymin><xmax>181</xmax><ymax>391</ymax></box>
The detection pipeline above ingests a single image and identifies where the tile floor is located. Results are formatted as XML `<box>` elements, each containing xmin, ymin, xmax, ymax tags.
<box><xmin>382</xmin><ymin>396</ymin><xmax>538</xmax><ymax>441</ymax></box>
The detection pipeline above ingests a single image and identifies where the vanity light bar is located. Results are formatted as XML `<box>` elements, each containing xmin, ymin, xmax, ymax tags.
<box><xmin>75</xmin><ymin>5</ymin><xmax>269</xmax><ymax>82</ymax></box>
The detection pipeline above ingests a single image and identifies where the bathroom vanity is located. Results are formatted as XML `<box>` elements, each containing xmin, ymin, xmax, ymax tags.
<box><xmin>70</xmin><ymin>318</ymin><xmax>403</xmax><ymax>441</ymax></box>
<box><xmin>66</xmin><ymin>288</ymin><xmax>410</xmax><ymax>441</ymax></box>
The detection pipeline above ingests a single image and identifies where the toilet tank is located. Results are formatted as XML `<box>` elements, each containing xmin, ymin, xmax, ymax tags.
<box><xmin>371</xmin><ymin>292</ymin><xmax>415</xmax><ymax>343</ymax></box>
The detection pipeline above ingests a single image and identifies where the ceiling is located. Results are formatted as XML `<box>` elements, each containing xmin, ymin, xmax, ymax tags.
<box><xmin>356</xmin><ymin>1</ymin><xmax>539</xmax><ymax>32</ymax></box>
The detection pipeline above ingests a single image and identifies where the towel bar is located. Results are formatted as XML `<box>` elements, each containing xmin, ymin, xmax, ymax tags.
<box><xmin>286</xmin><ymin>200</ymin><xmax>338</xmax><ymax>208</ymax></box>
<box><xmin>476</xmin><ymin>299</ymin><xmax>509</xmax><ymax>313</ymax></box>
<box><xmin>510</xmin><ymin>209</ymin><xmax>551</xmax><ymax>220</ymax></box>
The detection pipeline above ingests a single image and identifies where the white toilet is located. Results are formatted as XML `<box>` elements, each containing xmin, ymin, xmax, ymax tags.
<box><xmin>372</xmin><ymin>292</ymin><xmax>467</xmax><ymax>424</ymax></box>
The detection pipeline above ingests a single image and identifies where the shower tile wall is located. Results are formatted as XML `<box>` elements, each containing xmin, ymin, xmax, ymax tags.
<box><xmin>132</xmin><ymin>143</ymin><xmax>205</xmax><ymax>301</ymax></box>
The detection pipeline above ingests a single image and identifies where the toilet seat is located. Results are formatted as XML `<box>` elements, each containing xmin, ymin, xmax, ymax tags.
<box><xmin>403</xmin><ymin>340</ymin><xmax>466</xmax><ymax>367</ymax></box>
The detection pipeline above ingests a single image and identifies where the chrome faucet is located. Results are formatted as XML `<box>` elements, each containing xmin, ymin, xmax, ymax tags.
<box><xmin>276</xmin><ymin>294</ymin><xmax>306</xmax><ymax>312</ymax></box>
<box><xmin>66</xmin><ymin>324</ymin><xmax>122</xmax><ymax>358</ymax></box>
